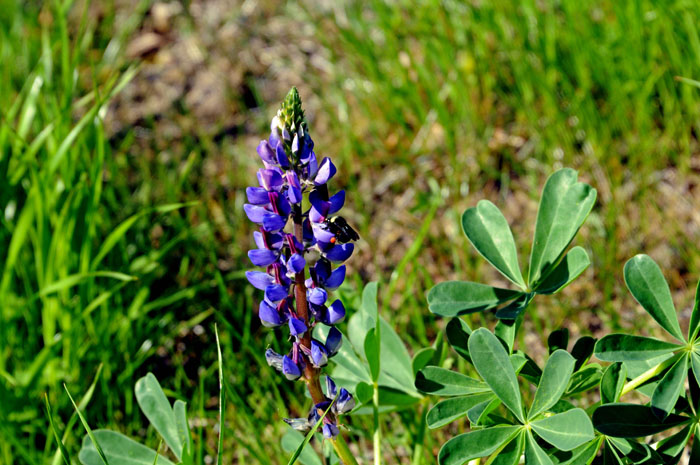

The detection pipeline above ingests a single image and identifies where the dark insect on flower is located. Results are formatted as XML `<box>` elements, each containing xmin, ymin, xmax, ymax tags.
<box><xmin>325</xmin><ymin>216</ymin><xmax>360</xmax><ymax>243</ymax></box>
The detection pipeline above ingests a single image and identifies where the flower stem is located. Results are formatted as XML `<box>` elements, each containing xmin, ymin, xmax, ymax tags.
<box><xmin>373</xmin><ymin>382</ymin><xmax>381</xmax><ymax>465</ymax></box>
<box><xmin>620</xmin><ymin>352</ymin><xmax>681</xmax><ymax>397</ymax></box>
<box><xmin>331</xmin><ymin>435</ymin><xmax>359</xmax><ymax>465</ymax></box>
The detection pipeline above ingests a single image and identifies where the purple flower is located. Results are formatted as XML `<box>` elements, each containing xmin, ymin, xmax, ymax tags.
<box><xmin>324</xmin><ymin>243</ymin><xmax>355</xmax><ymax>263</ymax></box>
<box><xmin>314</xmin><ymin>158</ymin><xmax>336</xmax><ymax>185</ymax></box>
<box><xmin>257</xmin><ymin>169</ymin><xmax>284</xmax><ymax>191</ymax></box>
<box><xmin>325</xmin><ymin>300</ymin><xmax>346</xmax><ymax>325</ymax></box>
<box><xmin>245</xmin><ymin>89</ymin><xmax>359</xmax><ymax>439</ymax></box>
<box><xmin>326</xmin><ymin>376</ymin><xmax>337</xmax><ymax>398</ymax></box>
<box><xmin>334</xmin><ymin>388</ymin><xmax>355</xmax><ymax>414</ymax></box>
<box><xmin>287</xmin><ymin>253</ymin><xmax>306</xmax><ymax>274</ymax></box>
<box><xmin>259</xmin><ymin>300</ymin><xmax>285</xmax><ymax>327</ymax></box>
<box><xmin>326</xmin><ymin>327</ymin><xmax>343</xmax><ymax>357</ymax></box>
<box><xmin>308</xmin><ymin>287</ymin><xmax>328</xmax><ymax>306</ymax></box>
<box><xmin>248</xmin><ymin>249</ymin><xmax>278</xmax><ymax>267</ymax></box>
<box><xmin>264</xmin><ymin>284</ymin><xmax>287</xmax><ymax>303</ymax></box>
<box><xmin>289</xmin><ymin>317</ymin><xmax>307</xmax><ymax>336</ymax></box>
<box><xmin>282</xmin><ymin>355</ymin><xmax>302</xmax><ymax>380</ymax></box>
<box><xmin>310</xmin><ymin>340</ymin><xmax>328</xmax><ymax>367</ymax></box>
<box><xmin>322</xmin><ymin>423</ymin><xmax>340</xmax><ymax>439</ymax></box>
<box><xmin>246</xmin><ymin>271</ymin><xmax>275</xmax><ymax>290</ymax></box>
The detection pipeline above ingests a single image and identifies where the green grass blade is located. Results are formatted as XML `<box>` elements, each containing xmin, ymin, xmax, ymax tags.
<box><xmin>287</xmin><ymin>397</ymin><xmax>337</xmax><ymax>465</ymax></box>
<box><xmin>44</xmin><ymin>394</ymin><xmax>71</xmax><ymax>465</ymax></box>
<box><xmin>215</xmin><ymin>324</ymin><xmax>225</xmax><ymax>465</ymax></box>
<box><xmin>64</xmin><ymin>384</ymin><xmax>111</xmax><ymax>465</ymax></box>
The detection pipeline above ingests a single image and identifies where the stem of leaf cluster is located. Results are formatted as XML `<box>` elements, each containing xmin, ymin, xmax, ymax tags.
<box><xmin>373</xmin><ymin>382</ymin><xmax>381</xmax><ymax>465</ymax></box>
<box><xmin>619</xmin><ymin>352</ymin><xmax>681</xmax><ymax>397</ymax></box>
<box><xmin>410</xmin><ymin>400</ymin><xmax>428</xmax><ymax>465</ymax></box>
<box><xmin>331</xmin><ymin>435</ymin><xmax>359</xmax><ymax>465</ymax></box>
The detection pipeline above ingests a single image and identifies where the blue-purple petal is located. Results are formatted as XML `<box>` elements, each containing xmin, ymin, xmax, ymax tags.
<box><xmin>276</xmin><ymin>143</ymin><xmax>290</xmax><ymax>168</ymax></box>
<box><xmin>248</xmin><ymin>248</ymin><xmax>277</xmax><ymax>266</ymax></box>
<box><xmin>310</xmin><ymin>340</ymin><xmax>328</xmax><ymax>367</ymax></box>
<box><xmin>334</xmin><ymin>388</ymin><xmax>355</xmax><ymax>414</ymax></box>
<box><xmin>325</xmin><ymin>300</ymin><xmax>346</xmax><ymax>325</ymax></box>
<box><xmin>308</xmin><ymin>287</ymin><xmax>328</xmax><ymax>306</ymax></box>
<box><xmin>257</xmin><ymin>168</ymin><xmax>284</xmax><ymax>191</ymax></box>
<box><xmin>289</xmin><ymin>317</ymin><xmax>308</xmax><ymax>336</ymax></box>
<box><xmin>282</xmin><ymin>356</ymin><xmax>302</xmax><ymax>380</ymax></box>
<box><xmin>244</xmin><ymin>204</ymin><xmax>267</xmax><ymax>223</ymax></box>
<box><xmin>246</xmin><ymin>187</ymin><xmax>270</xmax><ymax>205</ymax></box>
<box><xmin>259</xmin><ymin>300</ymin><xmax>284</xmax><ymax>327</ymax></box>
<box><xmin>326</xmin><ymin>327</ymin><xmax>343</xmax><ymax>356</ymax></box>
<box><xmin>246</xmin><ymin>271</ymin><xmax>274</xmax><ymax>290</ymax></box>
<box><xmin>262</xmin><ymin>213</ymin><xmax>287</xmax><ymax>232</ymax></box>
<box><xmin>324</xmin><ymin>243</ymin><xmax>354</xmax><ymax>263</ymax></box>
<box><xmin>325</xmin><ymin>376</ymin><xmax>337</xmax><ymax>398</ymax></box>
<box><xmin>288</xmin><ymin>253</ymin><xmax>306</xmax><ymax>274</ymax></box>
<box><xmin>322</xmin><ymin>423</ymin><xmax>339</xmax><ymax>438</ymax></box>
<box><xmin>314</xmin><ymin>157</ymin><xmax>336</xmax><ymax>185</ymax></box>
<box><xmin>328</xmin><ymin>190</ymin><xmax>345</xmax><ymax>214</ymax></box>
<box><xmin>257</xmin><ymin>140</ymin><xmax>276</xmax><ymax>164</ymax></box>
<box><xmin>325</xmin><ymin>265</ymin><xmax>346</xmax><ymax>290</ymax></box>
<box><xmin>265</xmin><ymin>348</ymin><xmax>284</xmax><ymax>371</ymax></box>
<box><xmin>265</xmin><ymin>284</ymin><xmax>288</xmax><ymax>302</ymax></box>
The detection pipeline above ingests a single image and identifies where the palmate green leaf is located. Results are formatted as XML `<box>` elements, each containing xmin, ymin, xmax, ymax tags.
<box><xmin>346</xmin><ymin>282</ymin><xmax>417</xmax><ymax>394</ymax></box>
<box><xmin>594</xmin><ymin>334</ymin><xmax>680</xmax><ymax>361</ymax></box>
<box><xmin>467</xmin><ymin>396</ymin><xmax>501</xmax><ymax>425</ymax></box>
<box><xmin>656</xmin><ymin>424</ymin><xmax>693</xmax><ymax>464</ymax></box>
<box><xmin>548</xmin><ymin>328</ymin><xmax>570</xmax><ymax>354</ymax></box>
<box><xmin>600</xmin><ymin>362</ymin><xmax>627</xmax><ymax>404</ymax></box>
<box><xmin>462</xmin><ymin>200</ymin><xmax>526</xmax><ymax>289</ymax></box>
<box><xmin>173</xmin><ymin>401</ymin><xmax>191</xmax><ymax>463</ymax></box>
<box><xmin>494</xmin><ymin>293</ymin><xmax>533</xmax><ymax>320</ymax></box>
<box><xmin>494</xmin><ymin>312</ymin><xmax>524</xmax><ymax>354</ymax></box>
<box><xmin>566</xmin><ymin>364</ymin><xmax>602</xmax><ymax>396</ymax></box>
<box><xmin>691</xmin><ymin>351</ymin><xmax>700</xmax><ymax>389</ymax></box>
<box><xmin>365</xmin><ymin>327</ymin><xmax>380</xmax><ymax>382</ymax></box>
<box><xmin>134</xmin><ymin>373</ymin><xmax>182</xmax><ymax>461</ymax></box>
<box><xmin>690</xmin><ymin>280</ymin><xmax>700</xmax><ymax>341</ymax></box>
<box><xmin>469</xmin><ymin>328</ymin><xmax>524</xmax><ymax>422</ymax></box>
<box><xmin>412</xmin><ymin>347</ymin><xmax>437</xmax><ymax>375</ymax></box>
<box><xmin>528</xmin><ymin>169</ymin><xmax>596</xmax><ymax>287</ymax></box>
<box><xmin>624</xmin><ymin>254</ymin><xmax>684</xmax><ymax>342</ymax></box>
<box><xmin>606</xmin><ymin>437</ymin><xmax>662</xmax><ymax>464</ymax></box>
<box><xmin>531</xmin><ymin>409</ymin><xmax>594</xmax><ymax>451</ymax></box>
<box><xmin>529</xmin><ymin>350</ymin><xmax>575</xmax><ymax>419</ymax></box>
<box><xmin>570</xmin><ymin>337</ymin><xmax>596</xmax><ymax>371</ymax></box>
<box><xmin>651</xmin><ymin>354</ymin><xmax>688</xmax><ymax>420</ymax></box>
<box><xmin>535</xmin><ymin>246</ymin><xmax>591</xmax><ymax>295</ymax></box>
<box><xmin>437</xmin><ymin>426</ymin><xmax>521</xmax><ymax>465</ymax></box>
<box><xmin>691</xmin><ymin>428</ymin><xmax>700</xmax><ymax>464</ymax></box>
<box><xmin>78</xmin><ymin>431</ymin><xmax>175</xmax><ymax>465</ymax></box>
<box><xmin>426</xmin><ymin>393</ymin><xmax>494</xmax><ymax>429</ymax></box>
<box><xmin>525</xmin><ymin>429</ymin><xmax>554</xmax><ymax>465</ymax></box>
<box><xmin>552</xmin><ymin>438</ymin><xmax>602</xmax><ymax>465</ymax></box>
<box><xmin>415</xmin><ymin>366</ymin><xmax>489</xmax><ymax>396</ymax></box>
<box><xmin>491</xmin><ymin>431</ymin><xmax>525</xmax><ymax>465</ymax></box>
<box><xmin>602</xmin><ymin>441</ymin><xmax>624</xmax><ymax>465</ymax></box>
<box><xmin>592</xmin><ymin>403</ymin><xmax>689</xmax><ymax>437</ymax></box>
<box><xmin>445</xmin><ymin>318</ymin><xmax>472</xmax><ymax>361</ymax></box>
<box><xmin>427</xmin><ymin>281</ymin><xmax>522</xmax><ymax>317</ymax></box>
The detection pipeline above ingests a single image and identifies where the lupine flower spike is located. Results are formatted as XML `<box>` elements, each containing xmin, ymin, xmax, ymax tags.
<box><xmin>245</xmin><ymin>88</ymin><xmax>358</xmax><ymax>441</ymax></box>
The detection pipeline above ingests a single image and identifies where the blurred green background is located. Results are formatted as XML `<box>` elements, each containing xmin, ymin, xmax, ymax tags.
<box><xmin>3</xmin><ymin>0</ymin><xmax>700</xmax><ymax>463</ymax></box>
